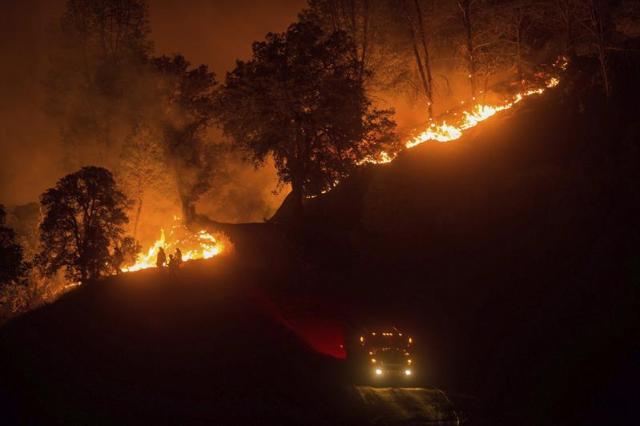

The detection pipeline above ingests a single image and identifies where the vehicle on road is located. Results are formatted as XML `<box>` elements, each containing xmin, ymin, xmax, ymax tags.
<box><xmin>356</xmin><ymin>327</ymin><xmax>415</xmax><ymax>381</ymax></box>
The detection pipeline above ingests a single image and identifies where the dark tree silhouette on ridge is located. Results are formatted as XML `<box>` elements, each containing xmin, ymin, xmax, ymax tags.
<box><xmin>37</xmin><ymin>167</ymin><xmax>139</xmax><ymax>283</ymax></box>
<box><xmin>216</xmin><ymin>18</ymin><xmax>400</xmax><ymax>222</ymax></box>
<box><xmin>0</xmin><ymin>205</ymin><xmax>26</xmax><ymax>288</ymax></box>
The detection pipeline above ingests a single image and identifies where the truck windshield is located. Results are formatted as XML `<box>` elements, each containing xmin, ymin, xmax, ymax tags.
<box><xmin>364</xmin><ymin>332</ymin><xmax>410</xmax><ymax>351</ymax></box>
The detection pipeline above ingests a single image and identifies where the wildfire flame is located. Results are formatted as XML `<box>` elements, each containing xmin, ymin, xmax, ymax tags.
<box><xmin>124</xmin><ymin>222</ymin><xmax>227</xmax><ymax>272</ymax></box>
<box><xmin>361</xmin><ymin>57</ymin><xmax>567</xmax><ymax>166</ymax></box>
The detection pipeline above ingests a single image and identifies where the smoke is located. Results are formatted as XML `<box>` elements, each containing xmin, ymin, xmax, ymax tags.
<box><xmin>198</xmin><ymin>150</ymin><xmax>289</xmax><ymax>224</ymax></box>
<box><xmin>148</xmin><ymin>0</ymin><xmax>304</xmax><ymax>224</ymax></box>
<box><xmin>0</xmin><ymin>0</ymin><xmax>65</xmax><ymax>206</ymax></box>
<box><xmin>0</xmin><ymin>0</ymin><xmax>304</xmax><ymax>230</ymax></box>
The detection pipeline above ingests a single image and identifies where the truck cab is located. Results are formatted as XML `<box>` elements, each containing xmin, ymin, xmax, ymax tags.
<box><xmin>357</xmin><ymin>327</ymin><xmax>415</xmax><ymax>380</ymax></box>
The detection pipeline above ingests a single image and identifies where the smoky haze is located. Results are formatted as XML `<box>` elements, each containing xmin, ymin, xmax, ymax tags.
<box><xmin>0</xmin><ymin>0</ymin><xmax>64</xmax><ymax>207</ymax></box>
<box><xmin>0</xmin><ymin>0</ymin><xmax>304</xmax><ymax>222</ymax></box>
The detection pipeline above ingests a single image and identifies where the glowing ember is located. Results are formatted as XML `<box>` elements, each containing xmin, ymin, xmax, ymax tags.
<box><xmin>401</xmin><ymin>78</ymin><xmax>559</xmax><ymax>151</ymax></box>
<box><xmin>546</xmin><ymin>77</ymin><xmax>560</xmax><ymax>88</ymax></box>
<box><xmin>124</xmin><ymin>223</ymin><xmax>226</xmax><ymax>272</ymax></box>
<box><xmin>62</xmin><ymin>282</ymin><xmax>82</xmax><ymax>290</ymax></box>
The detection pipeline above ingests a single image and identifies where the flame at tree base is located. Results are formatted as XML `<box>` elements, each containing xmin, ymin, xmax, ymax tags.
<box><xmin>124</xmin><ymin>222</ymin><xmax>230</xmax><ymax>272</ymax></box>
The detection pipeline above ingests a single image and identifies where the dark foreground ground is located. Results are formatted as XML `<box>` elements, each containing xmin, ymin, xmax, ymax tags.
<box><xmin>0</xmin><ymin>256</ymin><xmax>353</xmax><ymax>425</ymax></box>
<box><xmin>0</xmin><ymin>254</ymin><xmax>464</xmax><ymax>425</ymax></box>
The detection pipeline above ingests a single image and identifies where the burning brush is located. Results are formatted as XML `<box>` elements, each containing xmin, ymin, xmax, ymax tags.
<box><xmin>124</xmin><ymin>218</ymin><xmax>230</xmax><ymax>272</ymax></box>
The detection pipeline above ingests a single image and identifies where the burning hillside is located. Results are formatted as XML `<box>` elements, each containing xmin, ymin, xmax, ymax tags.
<box><xmin>362</xmin><ymin>57</ymin><xmax>568</xmax><ymax>165</ymax></box>
<box><xmin>124</xmin><ymin>219</ymin><xmax>230</xmax><ymax>272</ymax></box>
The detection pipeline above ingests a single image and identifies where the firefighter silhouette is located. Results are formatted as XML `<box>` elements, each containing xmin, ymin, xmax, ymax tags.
<box><xmin>156</xmin><ymin>247</ymin><xmax>167</xmax><ymax>269</ymax></box>
<box><xmin>175</xmin><ymin>248</ymin><xmax>183</xmax><ymax>268</ymax></box>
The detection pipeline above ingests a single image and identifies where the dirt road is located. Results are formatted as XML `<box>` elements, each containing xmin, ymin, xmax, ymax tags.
<box><xmin>355</xmin><ymin>386</ymin><xmax>462</xmax><ymax>425</ymax></box>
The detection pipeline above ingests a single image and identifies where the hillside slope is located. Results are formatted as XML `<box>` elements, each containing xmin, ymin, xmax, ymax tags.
<box><xmin>274</xmin><ymin>57</ymin><xmax>640</xmax><ymax>424</ymax></box>
<box><xmin>0</xmin><ymin>256</ymin><xmax>361</xmax><ymax>425</ymax></box>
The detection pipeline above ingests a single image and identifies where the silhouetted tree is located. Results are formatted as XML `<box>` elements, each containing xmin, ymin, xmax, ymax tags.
<box><xmin>494</xmin><ymin>0</ymin><xmax>547</xmax><ymax>85</ymax></box>
<box><xmin>448</xmin><ymin>0</ymin><xmax>546</xmax><ymax>94</ymax></box>
<box><xmin>575</xmin><ymin>0</ymin><xmax>615</xmax><ymax>97</ymax></box>
<box><xmin>546</xmin><ymin>0</ymin><xmax>640</xmax><ymax>98</ymax></box>
<box><xmin>0</xmin><ymin>205</ymin><xmax>27</xmax><ymax>288</ymax></box>
<box><xmin>37</xmin><ymin>167</ymin><xmax>138</xmax><ymax>282</ymax></box>
<box><xmin>48</xmin><ymin>0</ymin><xmax>225</xmax><ymax>224</ymax></box>
<box><xmin>0</xmin><ymin>205</ymin><xmax>64</xmax><ymax>319</ymax></box>
<box><xmin>401</xmin><ymin>0</ymin><xmax>436</xmax><ymax>118</ymax></box>
<box><xmin>304</xmin><ymin>1</ymin><xmax>417</xmax><ymax>98</ymax></box>
<box><xmin>456</xmin><ymin>0</ymin><xmax>482</xmax><ymax>98</ymax></box>
<box><xmin>111</xmin><ymin>236</ymin><xmax>140</xmax><ymax>274</ymax></box>
<box><xmin>547</xmin><ymin>0</ymin><xmax>581</xmax><ymax>54</ymax></box>
<box><xmin>305</xmin><ymin>0</ymin><xmax>372</xmax><ymax>80</ymax></box>
<box><xmin>152</xmin><ymin>55</ymin><xmax>221</xmax><ymax>222</ymax></box>
<box><xmin>216</xmin><ymin>19</ymin><xmax>399</xmax><ymax>221</ymax></box>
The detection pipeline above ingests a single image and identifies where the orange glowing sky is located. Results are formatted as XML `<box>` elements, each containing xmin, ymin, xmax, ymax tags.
<box><xmin>0</xmin><ymin>0</ymin><xmax>308</xmax><ymax>206</ymax></box>
<box><xmin>150</xmin><ymin>0</ymin><xmax>307</xmax><ymax>77</ymax></box>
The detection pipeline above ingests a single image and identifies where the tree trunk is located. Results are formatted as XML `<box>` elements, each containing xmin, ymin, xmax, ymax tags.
<box><xmin>483</xmin><ymin>75</ymin><xmax>490</xmax><ymax>101</ymax></box>
<box><xmin>516</xmin><ymin>28</ymin><xmax>523</xmax><ymax>86</ymax></box>
<box><xmin>458</xmin><ymin>0</ymin><xmax>476</xmax><ymax>98</ymax></box>
<box><xmin>403</xmin><ymin>1</ymin><xmax>433</xmax><ymax>119</ymax></box>
<box><xmin>171</xmin><ymin>156</ymin><xmax>197</xmax><ymax>224</ymax></box>
<box><xmin>588</xmin><ymin>0</ymin><xmax>611</xmax><ymax>98</ymax></box>
<box><xmin>411</xmin><ymin>39</ymin><xmax>432</xmax><ymax>117</ymax></box>
<box><xmin>133</xmin><ymin>194</ymin><xmax>143</xmax><ymax>240</ymax></box>
<box><xmin>348</xmin><ymin>0</ymin><xmax>358</xmax><ymax>62</ymax></box>
<box><xmin>555</xmin><ymin>0</ymin><xmax>576</xmax><ymax>55</ymax></box>
<box><xmin>565</xmin><ymin>21</ymin><xmax>574</xmax><ymax>54</ymax></box>
<box><xmin>413</xmin><ymin>0</ymin><xmax>434</xmax><ymax>118</ymax></box>
<box><xmin>181</xmin><ymin>195</ymin><xmax>196</xmax><ymax>224</ymax></box>
<box><xmin>359</xmin><ymin>0</ymin><xmax>370</xmax><ymax>81</ymax></box>
<box><xmin>290</xmin><ymin>175</ymin><xmax>304</xmax><ymax>227</ymax></box>
<box><xmin>597</xmin><ymin>44</ymin><xmax>611</xmax><ymax>98</ymax></box>
<box><xmin>514</xmin><ymin>10</ymin><xmax>522</xmax><ymax>87</ymax></box>
<box><xmin>80</xmin><ymin>264</ymin><xmax>89</xmax><ymax>284</ymax></box>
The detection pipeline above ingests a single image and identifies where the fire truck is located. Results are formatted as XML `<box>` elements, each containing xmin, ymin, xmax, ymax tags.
<box><xmin>356</xmin><ymin>326</ymin><xmax>415</xmax><ymax>380</ymax></box>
